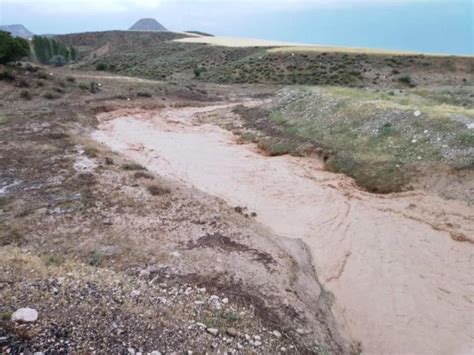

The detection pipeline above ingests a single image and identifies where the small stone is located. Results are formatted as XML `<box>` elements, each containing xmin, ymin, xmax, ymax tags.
<box><xmin>273</xmin><ymin>330</ymin><xmax>282</xmax><ymax>338</ymax></box>
<box><xmin>131</xmin><ymin>290</ymin><xmax>141</xmax><ymax>297</ymax></box>
<box><xmin>11</xmin><ymin>308</ymin><xmax>38</xmax><ymax>322</ymax></box>
<box><xmin>414</xmin><ymin>110</ymin><xmax>422</xmax><ymax>117</ymax></box>
<box><xmin>254</xmin><ymin>341</ymin><xmax>262</xmax><ymax>347</ymax></box>
<box><xmin>253</xmin><ymin>335</ymin><xmax>261</xmax><ymax>341</ymax></box>
<box><xmin>207</xmin><ymin>328</ymin><xmax>219</xmax><ymax>336</ymax></box>
<box><xmin>226</xmin><ymin>328</ymin><xmax>238</xmax><ymax>337</ymax></box>
<box><xmin>296</xmin><ymin>328</ymin><xmax>306</xmax><ymax>335</ymax></box>
<box><xmin>128</xmin><ymin>348</ymin><xmax>135</xmax><ymax>355</ymax></box>
<box><xmin>237</xmin><ymin>343</ymin><xmax>244</xmax><ymax>350</ymax></box>
<box><xmin>244</xmin><ymin>334</ymin><xmax>251</xmax><ymax>341</ymax></box>
<box><xmin>468</xmin><ymin>123</ymin><xmax>474</xmax><ymax>129</ymax></box>
<box><xmin>280</xmin><ymin>347</ymin><xmax>287</xmax><ymax>352</ymax></box>
<box><xmin>222</xmin><ymin>297</ymin><xmax>229</xmax><ymax>304</ymax></box>
<box><xmin>150</xmin><ymin>352</ymin><xmax>161</xmax><ymax>355</ymax></box>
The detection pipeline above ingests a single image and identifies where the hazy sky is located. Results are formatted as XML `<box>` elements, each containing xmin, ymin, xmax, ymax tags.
<box><xmin>1</xmin><ymin>0</ymin><xmax>472</xmax><ymax>54</ymax></box>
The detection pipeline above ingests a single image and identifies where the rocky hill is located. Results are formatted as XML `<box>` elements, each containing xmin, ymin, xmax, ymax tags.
<box><xmin>0</xmin><ymin>24</ymin><xmax>34</xmax><ymax>39</ymax></box>
<box><xmin>129</xmin><ymin>18</ymin><xmax>167</xmax><ymax>32</ymax></box>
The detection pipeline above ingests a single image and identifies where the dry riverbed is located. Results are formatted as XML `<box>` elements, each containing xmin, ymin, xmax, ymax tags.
<box><xmin>93</xmin><ymin>103</ymin><xmax>474</xmax><ymax>354</ymax></box>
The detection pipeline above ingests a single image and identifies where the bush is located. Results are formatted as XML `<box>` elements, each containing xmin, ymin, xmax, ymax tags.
<box><xmin>0</xmin><ymin>31</ymin><xmax>30</xmax><ymax>64</ymax></box>
<box><xmin>397</xmin><ymin>75</ymin><xmax>416</xmax><ymax>87</ymax></box>
<box><xmin>50</xmin><ymin>55</ymin><xmax>66</xmax><ymax>67</ymax></box>
<box><xmin>20</xmin><ymin>90</ymin><xmax>32</xmax><ymax>100</ymax></box>
<box><xmin>66</xmin><ymin>76</ymin><xmax>76</xmax><ymax>83</ymax></box>
<box><xmin>137</xmin><ymin>91</ymin><xmax>152</xmax><ymax>98</ymax></box>
<box><xmin>17</xmin><ymin>79</ymin><xmax>30</xmax><ymax>88</ymax></box>
<box><xmin>43</xmin><ymin>92</ymin><xmax>56</xmax><ymax>100</ymax></box>
<box><xmin>0</xmin><ymin>69</ymin><xmax>15</xmax><ymax>81</ymax></box>
<box><xmin>122</xmin><ymin>163</ymin><xmax>146</xmax><ymax>171</ymax></box>
<box><xmin>96</xmin><ymin>63</ymin><xmax>107</xmax><ymax>71</ymax></box>
<box><xmin>36</xmin><ymin>71</ymin><xmax>49</xmax><ymax>79</ymax></box>
<box><xmin>193</xmin><ymin>67</ymin><xmax>207</xmax><ymax>78</ymax></box>
<box><xmin>147</xmin><ymin>184</ymin><xmax>171</xmax><ymax>196</ymax></box>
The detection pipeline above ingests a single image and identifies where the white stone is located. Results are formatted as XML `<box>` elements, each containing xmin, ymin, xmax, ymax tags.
<box><xmin>273</xmin><ymin>330</ymin><xmax>282</xmax><ymax>338</ymax></box>
<box><xmin>254</xmin><ymin>341</ymin><xmax>262</xmax><ymax>347</ymax></box>
<box><xmin>11</xmin><ymin>308</ymin><xmax>38</xmax><ymax>322</ymax></box>
<box><xmin>207</xmin><ymin>328</ymin><xmax>219</xmax><ymax>336</ymax></box>
<box><xmin>467</xmin><ymin>123</ymin><xmax>474</xmax><ymax>129</ymax></box>
<box><xmin>131</xmin><ymin>290</ymin><xmax>141</xmax><ymax>297</ymax></box>
<box><xmin>414</xmin><ymin>111</ymin><xmax>422</xmax><ymax>117</ymax></box>
<box><xmin>222</xmin><ymin>297</ymin><xmax>229</xmax><ymax>304</ymax></box>
<box><xmin>253</xmin><ymin>335</ymin><xmax>261</xmax><ymax>341</ymax></box>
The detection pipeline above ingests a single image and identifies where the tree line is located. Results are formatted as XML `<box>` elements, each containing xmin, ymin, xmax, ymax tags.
<box><xmin>32</xmin><ymin>35</ymin><xmax>77</xmax><ymax>65</ymax></box>
<box><xmin>0</xmin><ymin>31</ymin><xmax>30</xmax><ymax>64</ymax></box>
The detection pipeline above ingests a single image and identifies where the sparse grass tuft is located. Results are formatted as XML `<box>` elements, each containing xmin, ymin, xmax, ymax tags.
<box><xmin>147</xmin><ymin>184</ymin><xmax>171</xmax><ymax>196</ymax></box>
<box><xmin>122</xmin><ymin>163</ymin><xmax>146</xmax><ymax>171</ymax></box>
<box><xmin>88</xmin><ymin>251</ymin><xmax>104</xmax><ymax>266</ymax></box>
<box><xmin>20</xmin><ymin>90</ymin><xmax>32</xmax><ymax>100</ymax></box>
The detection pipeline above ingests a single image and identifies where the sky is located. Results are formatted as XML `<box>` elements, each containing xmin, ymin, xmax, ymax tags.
<box><xmin>0</xmin><ymin>0</ymin><xmax>472</xmax><ymax>55</ymax></box>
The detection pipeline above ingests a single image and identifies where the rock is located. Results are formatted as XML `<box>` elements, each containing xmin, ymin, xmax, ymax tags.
<box><xmin>280</xmin><ymin>347</ymin><xmax>287</xmax><ymax>352</ymax></box>
<box><xmin>131</xmin><ymin>290</ymin><xmax>141</xmax><ymax>297</ymax></box>
<box><xmin>150</xmin><ymin>352</ymin><xmax>162</xmax><ymax>355</ymax></box>
<box><xmin>468</xmin><ymin>123</ymin><xmax>474</xmax><ymax>129</ymax></box>
<box><xmin>226</xmin><ymin>328</ymin><xmax>238</xmax><ymax>337</ymax></box>
<box><xmin>254</xmin><ymin>335</ymin><xmax>261</xmax><ymax>341</ymax></box>
<box><xmin>254</xmin><ymin>341</ymin><xmax>262</xmax><ymax>347</ymax></box>
<box><xmin>222</xmin><ymin>297</ymin><xmax>229</xmax><ymax>304</ymax></box>
<box><xmin>272</xmin><ymin>330</ymin><xmax>282</xmax><ymax>338</ymax></box>
<box><xmin>414</xmin><ymin>111</ymin><xmax>422</xmax><ymax>117</ymax></box>
<box><xmin>237</xmin><ymin>343</ymin><xmax>244</xmax><ymax>350</ymax></box>
<box><xmin>11</xmin><ymin>308</ymin><xmax>38</xmax><ymax>322</ymax></box>
<box><xmin>206</xmin><ymin>328</ymin><xmax>219</xmax><ymax>336</ymax></box>
<box><xmin>128</xmin><ymin>348</ymin><xmax>135</xmax><ymax>355</ymax></box>
<box><xmin>196</xmin><ymin>322</ymin><xmax>206</xmax><ymax>328</ymax></box>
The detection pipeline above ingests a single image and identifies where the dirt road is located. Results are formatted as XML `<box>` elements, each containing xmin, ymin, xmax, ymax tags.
<box><xmin>93</xmin><ymin>104</ymin><xmax>474</xmax><ymax>354</ymax></box>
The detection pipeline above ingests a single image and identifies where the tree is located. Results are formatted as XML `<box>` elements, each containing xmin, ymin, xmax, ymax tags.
<box><xmin>69</xmin><ymin>46</ymin><xmax>77</xmax><ymax>61</ymax></box>
<box><xmin>0</xmin><ymin>31</ymin><xmax>30</xmax><ymax>64</ymax></box>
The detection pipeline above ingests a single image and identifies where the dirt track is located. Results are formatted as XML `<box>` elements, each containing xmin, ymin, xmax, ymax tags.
<box><xmin>93</xmin><ymin>103</ymin><xmax>474</xmax><ymax>354</ymax></box>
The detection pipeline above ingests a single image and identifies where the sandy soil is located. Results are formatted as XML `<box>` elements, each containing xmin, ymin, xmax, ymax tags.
<box><xmin>173</xmin><ymin>36</ymin><xmax>310</xmax><ymax>48</ymax></box>
<box><xmin>92</xmin><ymin>104</ymin><xmax>474</xmax><ymax>354</ymax></box>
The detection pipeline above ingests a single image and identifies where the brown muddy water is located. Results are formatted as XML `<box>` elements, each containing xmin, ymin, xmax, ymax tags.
<box><xmin>93</xmin><ymin>104</ymin><xmax>474</xmax><ymax>354</ymax></box>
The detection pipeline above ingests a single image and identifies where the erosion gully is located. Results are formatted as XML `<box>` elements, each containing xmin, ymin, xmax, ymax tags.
<box><xmin>92</xmin><ymin>102</ymin><xmax>474</xmax><ymax>355</ymax></box>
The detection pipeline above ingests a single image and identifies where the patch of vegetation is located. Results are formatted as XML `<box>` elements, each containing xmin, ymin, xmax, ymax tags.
<box><xmin>122</xmin><ymin>163</ymin><xmax>146</xmax><ymax>171</ymax></box>
<box><xmin>134</xmin><ymin>171</ymin><xmax>154</xmax><ymax>179</ymax></box>
<box><xmin>96</xmin><ymin>63</ymin><xmax>107</xmax><ymax>71</ymax></box>
<box><xmin>20</xmin><ymin>90</ymin><xmax>32</xmax><ymax>100</ymax></box>
<box><xmin>0</xmin><ymin>69</ymin><xmax>16</xmax><ymax>81</ymax></box>
<box><xmin>32</xmin><ymin>35</ymin><xmax>77</xmax><ymax>65</ymax></box>
<box><xmin>147</xmin><ymin>184</ymin><xmax>171</xmax><ymax>196</ymax></box>
<box><xmin>66</xmin><ymin>76</ymin><xmax>76</xmax><ymax>83</ymax></box>
<box><xmin>397</xmin><ymin>75</ymin><xmax>416</xmax><ymax>87</ymax></box>
<box><xmin>44</xmin><ymin>253</ymin><xmax>66</xmax><ymax>266</ymax></box>
<box><xmin>137</xmin><ymin>90</ymin><xmax>152</xmax><ymax>98</ymax></box>
<box><xmin>239</xmin><ymin>86</ymin><xmax>473</xmax><ymax>193</ymax></box>
<box><xmin>88</xmin><ymin>251</ymin><xmax>104</xmax><ymax>267</ymax></box>
<box><xmin>0</xmin><ymin>30</ymin><xmax>30</xmax><ymax>64</ymax></box>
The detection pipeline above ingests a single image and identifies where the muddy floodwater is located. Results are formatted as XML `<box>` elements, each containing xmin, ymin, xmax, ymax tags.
<box><xmin>93</xmin><ymin>104</ymin><xmax>474</xmax><ymax>354</ymax></box>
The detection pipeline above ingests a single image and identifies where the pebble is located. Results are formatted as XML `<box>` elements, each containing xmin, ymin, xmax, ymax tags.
<box><xmin>414</xmin><ymin>110</ymin><xmax>422</xmax><ymax>117</ymax></box>
<box><xmin>273</xmin><ymin>330</ymin><xmax>282</xmax><ymax>338</ymax></box>
<box><xmin>226</xmin><ymin>327</ymin><xmax>238</xmax><ymax>337</ymax></box>
<box><xmin>131</xmin><ymin>290</ymin><xmax>141</xmax><ymax>297</ymax></box>
<box><xmin>222</xmin><ymin>297</ymin><xmax>229</xmax><ymax>304</ymax></box>
<box><xmin>254</xmin><ymin>341</ymin><xmax>262</xmax><ymax>347</ymax></box>
<box><xmin>207</xmin><ymin>328</ymin><xmax>219</xmax><ymax>336</ymax></box>
<box><xmin>254</xmin><ymin>335</ymin><xmax>261</xmax><ymax>341</ymax></box>
<box><xmin>11</xmin><ymin>307</ymin><xmax>38</xmax><ymax>322</ymax></box>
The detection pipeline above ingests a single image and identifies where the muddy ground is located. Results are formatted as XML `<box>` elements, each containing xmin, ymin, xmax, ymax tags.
<box><xmin>0</xmin><ymin>65</ymin><xmax>351</xmax><ymax>354</ymax></box>
<box><xmin>1</xmin><ymin>63</ymin><xmax>473</xmax><ymax>354</ymax></box>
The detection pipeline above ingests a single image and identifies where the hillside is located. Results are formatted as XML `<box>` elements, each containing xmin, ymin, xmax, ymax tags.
<box><xmin>57</xmin><ymin>31</ymin><xmax>474</xmax><ymax>88</ymax></box>
<box><xmin>129</xmin><ymin>18</ymin><xmax>167</xmax><ymax>31</ymax></box>
<box><xmin>0</xmin><ymin>24</ymin><xmax>34</xmax><ymax>39</ymax></box>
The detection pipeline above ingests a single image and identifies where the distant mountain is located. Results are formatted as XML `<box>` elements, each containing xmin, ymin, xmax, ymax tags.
<box><xmin>0</xmin><ymin>24</ymin><xmax>34</xmax><ymax>39</ymax></box>
<box><xmin>129</xmin><ymin>18</ymin><xmax>167</xmax><ymax>32</ymax></box>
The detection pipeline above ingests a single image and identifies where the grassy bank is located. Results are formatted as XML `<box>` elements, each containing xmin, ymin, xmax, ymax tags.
<box><xmin>235</xmin><ymin>86</ymin><xmax>474</xmax><ymax>194</ymax></box>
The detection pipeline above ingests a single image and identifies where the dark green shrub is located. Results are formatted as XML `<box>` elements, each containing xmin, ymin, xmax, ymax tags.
<box><xmin>96</xmin><ymin>63</ymin><xmax>107</xmax><ymax>71</ymax></box>
<box><xmin>398</xmin><ymin>75</ymin><xmax>416</xmax><ymax>87</ymax></box>
<box><xmin>0</xmin><ymin>31</ymin><xmax>30</xmax><ymax>64</ymax></box>
<box><xmin>20</xmin><ymin>90</ymin><xmax>32</xmax><ymax>100</ymax></box>
<box><xmin>0</xmin><ymin>69</ymin><xmax>15</xmax><ymax>81</ymax></box>
<box><xmin>50</xmin><ymin>55</ymin><xmax>66</xmax><ymax>67</ymax></box>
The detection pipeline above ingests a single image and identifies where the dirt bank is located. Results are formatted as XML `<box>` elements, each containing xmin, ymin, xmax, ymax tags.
<box><xmin>93</xmin><ymin>104</ymin><xmax>474</xmax><ymax>354</ymax></box>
